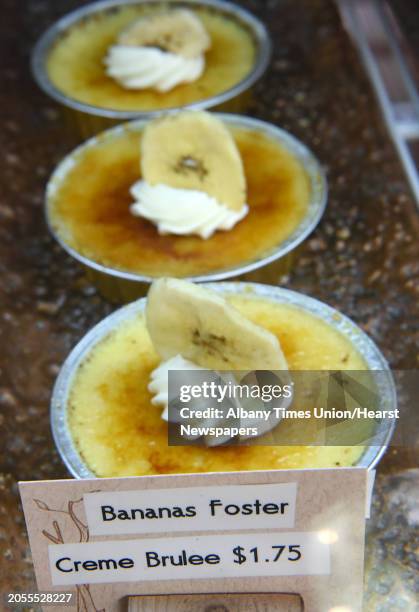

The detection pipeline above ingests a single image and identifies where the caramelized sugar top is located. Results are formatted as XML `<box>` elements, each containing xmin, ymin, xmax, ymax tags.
<box><xmin>46</xmin><ymin>5</ymin><xmax>256</xmax><ymax>111</ymax></box>
<box><xmin>68</xmin><ymin>295</ymin><xmax>367</xmax><ymax>478</ymax></box>
<box><xmin>49</xmin><ymin>125</ymin><xmax>311</xmax><ymax>278</ymax></box>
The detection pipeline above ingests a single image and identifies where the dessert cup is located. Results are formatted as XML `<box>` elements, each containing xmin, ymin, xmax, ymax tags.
<box><xmin>32</xmin><ymin>0</ymin><xmax>271</xmax><ymax>138</ymax></box>
<box><xmin>51</xmin><ymin>282</ymin><xmax>396</xmax><ymax>479</ymax></box>
<box><xmin>46</xmin><ymin>113</ymin><xmax>327</xmax><ymax>302</ymax></box>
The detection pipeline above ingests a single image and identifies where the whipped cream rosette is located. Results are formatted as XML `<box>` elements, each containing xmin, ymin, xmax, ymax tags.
<box><xmin>130</xmin><ymin>111</ymin><xmax>249</xmax><ymax>238</ymax></box>
<box><xmin>146</xmin><ymin>278</ymin><xmax>292</xmax><ymax>446</ymax></box>
<box><xmin>105</xmin><ymin>9</ymin><xmax>211</xmax><ymax>92</ymax></box>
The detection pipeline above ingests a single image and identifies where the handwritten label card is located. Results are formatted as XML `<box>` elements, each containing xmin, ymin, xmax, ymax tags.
<box><xmin>19</xmin><ymin>468</ymin><xmax>369</xmax><ymax>612</ymax></box>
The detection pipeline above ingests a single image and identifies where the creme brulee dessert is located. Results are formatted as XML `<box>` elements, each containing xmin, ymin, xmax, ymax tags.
<box><xmin>47</xmin><ymin>112</ymin><xmax>315</xmax><ymax>279</ymax></box>
<box><xmin>66</xmin><ymin>279</ymin><xmax>369</xmax><ymax>478</ymax></box>
<box><xmin>45</xmin><ymin>2</ymin><xmax>256</xmax><ymax>112</ymax></box>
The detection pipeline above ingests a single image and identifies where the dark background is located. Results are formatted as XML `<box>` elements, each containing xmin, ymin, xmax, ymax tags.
<box><xmin>0</xmin><ymin>0</ymin><xmax>418</xmax><ymax>607</ymax></box>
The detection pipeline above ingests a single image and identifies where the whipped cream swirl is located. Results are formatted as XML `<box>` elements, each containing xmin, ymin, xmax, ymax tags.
<box><xmin>149</xmin><ymin>356</ymin><xmax>293</xmax><ymax>446</ymax></box>
<box><xmin>149</xmin><ymin>355</ymin><xmax>205</xmax><ymax>422</ymax></box>
<box><xmin>105</xmin><ymin>46</ymin><xmax>205</xmax><ymax>92</ymax></box>
<box><xmin>130</xmin><ymin>180</ymin><xmax>249</xmax><ymax>239</ymax></box>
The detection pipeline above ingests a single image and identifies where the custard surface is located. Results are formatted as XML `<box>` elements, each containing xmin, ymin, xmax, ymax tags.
<box><xmin>46</xmin><ymin>5</ymin><xmax>256</xmax><ymax>111</ymax></box>
<box><xmin>49</xmin><ymin>126</ymin><xmax>311</xmax><ymax>278</ymax></box>
<box><xmin>68</xmin><ymin>295</ymin><xmax>368</xmax><ymax>478</ymax></box>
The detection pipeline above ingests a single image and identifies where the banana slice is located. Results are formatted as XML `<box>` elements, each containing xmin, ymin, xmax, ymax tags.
<box><xmin>141</xmin><ymin>112</ymin><xmax>247</xmax><ymax>212</ymax></box>
<box><xmin>146</xmin><ymin>278</ymin><xmax>288</xmax><ymax>371</ymax></box>
<box><xmin>118</xmin><ymin>9</ymin><xmax>211</xmax><ymax>59</ymax></box>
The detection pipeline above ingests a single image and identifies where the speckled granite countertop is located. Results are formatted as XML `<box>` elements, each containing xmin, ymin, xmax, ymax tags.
<box><xmin>0</xmin><ymin>0</ymin><xmax>418</xmax><ymax>609</ymax></box>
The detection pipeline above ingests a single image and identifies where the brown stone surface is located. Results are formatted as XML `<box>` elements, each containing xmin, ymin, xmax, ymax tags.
<box><xmin>0</xmin><ymin>0</ymin><xmax>417</xmax><ymax>610</ymax></box>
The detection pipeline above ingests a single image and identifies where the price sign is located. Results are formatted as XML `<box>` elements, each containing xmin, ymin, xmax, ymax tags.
<box><xmin>20</xmin><ymin>469</ymin><xmax>369</xmax><ymax>611</ymax></box>
<box><xmin>47</xmin><ymin>531</ymin><xmax>329</xmax><ymax>586</ymax></box>
<box><xmin>232</xmin><ymin>543</ymin><xmax>302</xmax><ymax>564</ymax></box>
